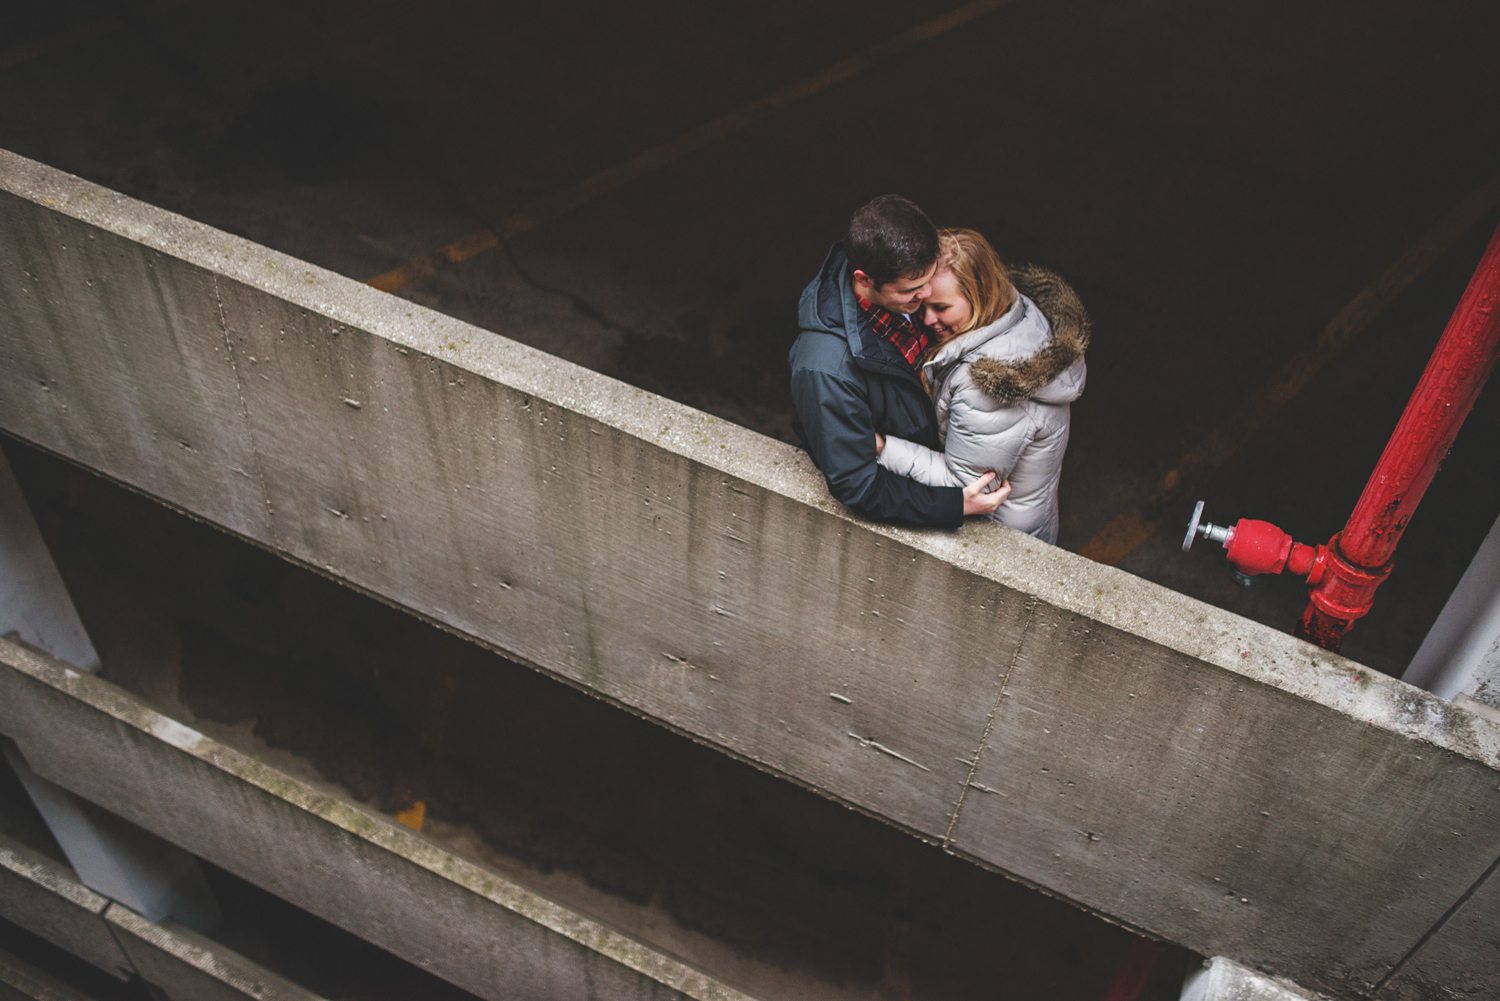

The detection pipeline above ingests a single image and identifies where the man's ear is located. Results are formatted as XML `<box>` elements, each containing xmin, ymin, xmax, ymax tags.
<box><xmin>851</xmin><ymin>269</ymin><xmax>873</xmax><ymax>292</ymax></box>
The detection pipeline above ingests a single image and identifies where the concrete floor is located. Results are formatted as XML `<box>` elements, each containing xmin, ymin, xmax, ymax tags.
<box><xmin>4</xmin><ymin>0</ymin><xmax>1498</xmax><ymax>675</ymax></box>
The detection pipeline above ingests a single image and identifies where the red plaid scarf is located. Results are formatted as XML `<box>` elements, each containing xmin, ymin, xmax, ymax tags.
<box><xmin>857</xmin><ymin>296</ymin><xmax>929</xmax><ymax>367</ymax></box>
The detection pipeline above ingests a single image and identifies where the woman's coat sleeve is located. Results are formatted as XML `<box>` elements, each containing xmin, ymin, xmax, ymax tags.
<box><xmin>876</xmin><ymin>434</ymin><xmax>963</xmax><ymax>487</ymax></box>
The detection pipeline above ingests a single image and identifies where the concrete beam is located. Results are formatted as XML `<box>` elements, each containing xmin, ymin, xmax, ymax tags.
<box><xmin>1370</xmin><ymin>852</ymin><xmax>1500</xmax><ymax>1000</ymax></box>
<box><xmin>0</xmin><ymin>637</ymin><xmax>755</xmax><ymax>1001</ymax></box>
<box><xmin>0</xmin><ymin>946</ymin><xmax>97</xmax><ymax>1001</ymax></box>
<box><xmin>3</xmin><ymin>148</ymin><xmax>1500</xmax><ymax>997</ymax></box>
<box><xmin>0</xmin><ymin>833</ymin><xmax>131</xmax><ymax>981</ymax></box>
<box><xmin>0</xmin><ymin>827</ymin><xmax>327</xmax><ymax>1001</ymax></box>
<box><xmin>0</xmin><ymin>442</ymin><xmax>220</xmax><ymax>933</ymax></box>
<box><xmin>2</xmin><ymin>748</ymin><xmax>219</xmax><ymax>932</ymax></box>
<box><xmin>103</xmin><ymin>903</ymin><xmax>325</xmax><ymax>1001</ymax></box>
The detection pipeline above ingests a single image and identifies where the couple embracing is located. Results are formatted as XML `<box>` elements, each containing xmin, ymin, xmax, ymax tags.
<box><xmin>789</xmin><ymin>195</ymin><xmax>1089</xmax><ymax>542</ymax></box>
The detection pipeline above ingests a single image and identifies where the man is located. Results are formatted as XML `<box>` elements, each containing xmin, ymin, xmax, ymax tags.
<box><xmin>789</xmin><ymin>194</ymin><xmax>1004</xmax><ymax>526</ymax></box>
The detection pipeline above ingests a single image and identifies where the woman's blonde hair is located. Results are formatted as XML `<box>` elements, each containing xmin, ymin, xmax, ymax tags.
<box><xmin>935</xmin><ymin>228</ymin><xmax>1013</xmax><ymax>335</ymax></box>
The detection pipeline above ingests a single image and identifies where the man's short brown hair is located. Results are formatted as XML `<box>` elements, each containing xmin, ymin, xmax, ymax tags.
<box><xmin>847</xmin><ymin>195</ymin><xmax>939</xmax><ymax>288</ymax></box>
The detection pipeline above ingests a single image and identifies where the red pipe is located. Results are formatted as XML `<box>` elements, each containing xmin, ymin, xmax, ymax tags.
<box><xmin>1297</xmin><ymin>219</ymin><xmax>1500</xmax><ymax>649</ymax></box>
<box><xmin>1098</xmin><ymin>936</ymin><xmax>1169</xmax><ymax>1001</ymax></box>
<box><xmin>1190</xmin><ymin>219</ymin><xmax>1500</xmax><ymax>651</ymax></box>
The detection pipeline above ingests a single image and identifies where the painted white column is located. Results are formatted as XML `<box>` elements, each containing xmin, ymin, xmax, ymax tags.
<box><xmin>0</xmin><ymin>446</ymin><xmax>219</xmax><ymax>931</ymax></box>
<box><xmin>0</xmin><ymin>446</ymin><xmax>98</xmax><ymax>672</ymax></box>
<box><xmin>1180</xmin><ymin>957</ymin><xmax>1327</xmax><ymax>1001</ymax></box>
<box><xmin>1403</xmin><ymin>514</ymin><xmax>1500</xmax><ymax>719</ymax></box>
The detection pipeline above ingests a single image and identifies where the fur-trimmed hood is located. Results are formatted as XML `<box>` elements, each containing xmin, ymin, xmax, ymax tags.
<box><xmin>876</xmin><ymin>264</ymin><xmax>1088</xmax><ymax>545</ymax></box>
<box><xmin>924</xmin><ymin>264</ymin><xmax>1090</xmax><ymax>407</ymax></box>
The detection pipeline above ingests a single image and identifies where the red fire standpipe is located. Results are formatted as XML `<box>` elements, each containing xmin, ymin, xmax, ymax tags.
<box><xmin>1185</xmin><ymin>219</ymin><xmax>1500</xmax><ymax>652</ymax></box>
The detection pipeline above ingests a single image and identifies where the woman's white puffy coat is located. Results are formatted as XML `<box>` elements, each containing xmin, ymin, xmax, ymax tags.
<box><xmin>877</xmin><ymin>265</ymin><xmax>1089</xmax><ymax>544</ymax></box>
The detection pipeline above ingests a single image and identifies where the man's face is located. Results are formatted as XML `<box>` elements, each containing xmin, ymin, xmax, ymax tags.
<box><xmin>853</xmin><ymin>261</ymin><xmax>937</xmax><ymax>315</ymax></box>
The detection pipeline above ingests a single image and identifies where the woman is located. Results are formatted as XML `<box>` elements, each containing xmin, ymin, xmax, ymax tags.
<box><xmin>876</xmin><ymin>229</ymin><xmax>1089</xmax><ymax>544</ymax></box>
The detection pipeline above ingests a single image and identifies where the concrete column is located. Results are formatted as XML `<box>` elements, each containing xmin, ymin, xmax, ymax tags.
<box><xmin>0</xmin><ymin>448</ymin><xmax>219</xmax><ymax>931</ymax></box>
<box><xmin>0</xmin><ymin>444</ymin><xmax>98</xmax><ymax>672</ymax></box>
<box><xmin>1</xmin><ymin>745</ymin><xmax>218</xmax><ymax>930</ymax></box>
<box><xmin>1403</xmin><ymin>513</ymin><xmax>1500</xmax><ymax>717</ymax></box>
<box><xmin>1180</xmin><ymin>957</ymin><xmax>1326</xmax><ymax>1001</ymax></box>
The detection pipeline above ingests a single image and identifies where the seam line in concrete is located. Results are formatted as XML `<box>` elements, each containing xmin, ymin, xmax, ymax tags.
<box><xmin>1370</xmin><ymin>846</ymin><xmax>1500</xmax><ymax>994</ymax></box>
<box><xmin>1079</xmin><ymin>169</ymin><xmax>1500</xmax><ymax>566</ymax></box>
<box><xmin>99</xmin><ymin>912</ymin><xmax>146</xmax><ymax>989</ymax></box>
<box><xmin>942</xmin><ymin>596</ymin><xmax>1036</xmax><ymax>848</ymax></box>
<box><xmin>364</xmin><ymin>0</ymin><xmax>1015</xmax><ymax>293</ymax></box>
<box><xmin>211</xmin><ymin>274</ymin><xmax>279</xmax><ymax>546</ymax></box>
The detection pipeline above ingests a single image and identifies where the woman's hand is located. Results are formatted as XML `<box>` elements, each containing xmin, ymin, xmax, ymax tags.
<box><xmin>875</xmin><ymin>432</ymin><xmax>885</xmax><ymax>455</ymax></box>
<box><xmin>962</xmin><ymin>472</ymin><xmax>1011</xmax><ymax>516</ymax></box>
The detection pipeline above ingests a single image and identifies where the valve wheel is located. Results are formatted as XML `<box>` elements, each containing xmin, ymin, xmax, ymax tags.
<box><xmin>1183</xmin><ymin>500</ymin><xmax>1205</xmax><ymax>552</ymax></box>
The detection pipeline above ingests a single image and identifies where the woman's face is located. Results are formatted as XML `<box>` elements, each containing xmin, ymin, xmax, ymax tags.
<box><xmin>920</xmin><ymin>269</ymin><xmax>972</xmax><ymax>342</ymax></box>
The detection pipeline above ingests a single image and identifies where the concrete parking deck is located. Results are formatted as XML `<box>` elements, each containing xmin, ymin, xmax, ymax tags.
<box><xmin>3</xmin><ymin>150</ymin><xmax>1499</xmax><ymax>998</ymax></box>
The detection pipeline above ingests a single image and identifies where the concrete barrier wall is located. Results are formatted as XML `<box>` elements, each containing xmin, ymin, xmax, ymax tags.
<box><xmin>0</xmin><ymin>946</ymin><xmax>96</xmax><ymax>1001</ymax></box>
<box><xmin>0</xmin><ymin>639</ymin><xmax>748</xmax><ymax>1001</ymax></box>
<box><xmin>0</xmin><ymin>836</ymin><xmax>131</xmax><ymax>981</ymax></box>
<box><xmin>2</xmin><ymin>149</ymin><xmax>1499</xmax><ymax>998</ymax></box>
<box><xmin>0</xmin><ymin>827</ymin><xmax>322</xmax><ymax>1001</ymax></box>
<box><xmin>103</xmin><ymin>905</ymin><xmax>324</xmax><ymax>1001</ymax></box>
<box><xmin>1375</xmin><ymin>857</ymin><xmax>1500</xmax><ymax>1000</ymax></box>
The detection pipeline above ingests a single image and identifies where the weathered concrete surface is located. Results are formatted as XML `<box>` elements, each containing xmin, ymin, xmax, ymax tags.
<box><xmin>1181</xmin><ymin>957</ymin><xmax>1327</xmax><ymax>1001</ymax></box>
<box><xmin>0</xmin><ymin>827</ymin><xmax>328</xmax><ymax>1001</ymax></box>
<box><xmin>1374</xmin><ymin>855</ymin><xmax>1500</xmax><ymax>1001</ymax></box>
<box><xmin>0</xmin><ymin>946</ymin><xmax>97</xmax><ymax>1001</ymax></box>
<box><xmin>2</xmin><ymin>745</ymin><xmax>220</xmax><ymax>932</ymax></box>
<box><xmin>0</xmin><ymin>833</ymin><xmax>131</xmax><ymax>981</ymax></box>
<box><xmin>3</xmin><ymin>149</ymin><xmax>1500</xmax><ymax>996</ymax></box>
<box><xmin>104</xmin><ymin>903</ymin><xmax>325</xmax><ymax>1001</ymax></box>
<box><xmin>0</xmin><ymin>638</ymin><xmax>753</xmax><ymax>1001</ymax></box>
<box><xmin>2</xmin><ymin>442</ymin><xmax>221</xmax><ymax>934</ymax></box>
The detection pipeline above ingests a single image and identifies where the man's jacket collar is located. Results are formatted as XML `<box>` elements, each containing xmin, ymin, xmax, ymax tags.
<box><xmin>812</xmin><ymin>242</ymin><xmax>924</xmax><ymax>385</ymax></box>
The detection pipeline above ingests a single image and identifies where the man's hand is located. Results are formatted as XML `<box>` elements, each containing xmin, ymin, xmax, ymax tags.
<box><xmin>962</xmin><ymin>472</ymin><xmax>1011</xmax><ymax>517</ymax></box>
<box><xmin>875</xmin><ymin>432</ymin><xmax>885</xmax><ymax>455</ymax></box>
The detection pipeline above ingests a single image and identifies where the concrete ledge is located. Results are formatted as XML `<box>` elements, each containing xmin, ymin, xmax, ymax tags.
<box><xmin>104</xmin><ymin>903</ymin><xmax>323</xmax><ymax>1001</ymax></box>
<box><xmin>0</xmin><ymin>835</ymin><xmax>131</xmax><ymax>981</ymax></box>
<box><xmin>1181</xmin><ymin>956</ymin><xmax>1328</xmax><ymax>1001</ymax></box>
<box><xmin>0</xmin><ymin>827</ymin><xmax>325</xmax><ymax>1001</ymax></box>
<box><xmin>5</xmin><ymin>148</ymin><xmax>1500</xmax><ymax>997</ymax></box>
<box><xmin>0</xmin><ymin>638</ymin><xmax>754</xmax><ymax>1001</ymax></box>
<box><xmin>0</xmin><ymin>947</ymin><xmax>97</xmax><ymax>1001</ymax></box>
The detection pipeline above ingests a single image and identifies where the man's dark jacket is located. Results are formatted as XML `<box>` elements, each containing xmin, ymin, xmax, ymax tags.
<box><xmin>788</xmin><ymin>243</ymin><xmax>963</xmax><ymax>527</ymax></box>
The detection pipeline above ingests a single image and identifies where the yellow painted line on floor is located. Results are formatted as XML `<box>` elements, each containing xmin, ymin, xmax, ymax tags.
<box><xmin>1079</xmin><ymin>171</ymin><xmax>1500</xmax><ymax>566</ymax></box>
<box><xmin>0</xmin><ymin>17</ymin><xmax>124</xmax><ymax>70</ymax></box>
<box><xmin>0</xmin><ymin>0</ymin><xmax>189</xmax><ymax>72</ymax></box>
<box><xmin>395</xmin><ymin>800</ymin><xmax>426</xmax><ymax>831</ymax></box>
<box><xmin>366</xmin><ymin>0</ymin><xmax>1015</xmax><ymax>294</ymax></box>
